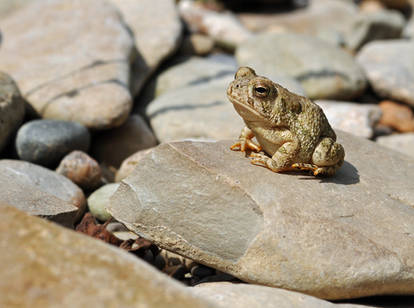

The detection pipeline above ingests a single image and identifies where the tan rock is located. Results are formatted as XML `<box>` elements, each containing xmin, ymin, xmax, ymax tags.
<box><xmin>92</xmin><ymin>114</ymin><xmax>157</xmax><ymax>169</ymax></box>
<box><xmin>193</xmin><ymin>282</ymin><xmax>367</xmax><ymax>308</ymax></box>
<box><xmin>379</xmin><ymin>101</ymin><xmax>414</xmax><ymax>132</ymax></box>
<box><xmin>0</xmin><ymin>206</ymin><xmax>216</xmax><ymax>308</ymax></box>
<box><xmin>0</xmin><ymin>0</ymin><xmax>134</xmax><ymax>129</ymax></box>
<box><xmin>109</xmin><ymin>131</ymin><xmax>414</xmax><ymax>300</ymax></box>
<box><xmin>116</xmin><ymin>148</ymin><xmax>154</xmax><ymax>182</ymax></box>
<box><xmin>110</xmin><ymin>0</ymin><xmax>182</xmax><ymax>95</ymax></box>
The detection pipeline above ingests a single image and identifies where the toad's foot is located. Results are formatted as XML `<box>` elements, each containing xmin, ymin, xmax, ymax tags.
<box><xmin>292</xmin><ymin>163</ymin><xmax>325</xmax><ymax>176</ymax></box>
<box><xmin>230</xmin><ymin>127</ymin><xmax>261</xmax><ymax>152</ymax></box>
<box><xmin>249</xmin><ymin>153</ymin><xmax>295</xmax><ymax>173</ymax></box>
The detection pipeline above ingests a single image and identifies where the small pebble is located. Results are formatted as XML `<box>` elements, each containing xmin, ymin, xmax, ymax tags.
<box><xmin>87</xmin><ymin>183</ymin><xmax>120</xmax><ymax>222</ymax></box>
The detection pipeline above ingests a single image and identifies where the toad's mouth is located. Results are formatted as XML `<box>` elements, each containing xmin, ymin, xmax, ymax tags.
<box><xmin>228</xmin><ymin>96</ymin><xmax>267</xmax><ymax>123</ymax></box>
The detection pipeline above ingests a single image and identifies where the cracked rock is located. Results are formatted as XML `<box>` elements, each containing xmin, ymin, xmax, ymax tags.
<box><xmin>109</xmin><ymin>131</ymin><xmax>414</xmax><ymax>300</ymax></box>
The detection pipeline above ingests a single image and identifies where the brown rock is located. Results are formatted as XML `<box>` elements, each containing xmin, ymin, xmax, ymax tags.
<box><xmin>379</xmin><ymin>101</ymin><xmax>414</xmax><ymax>132</ymax></box>
<box><xmin>92</xmin><ymin>115</ymin><xmax>157</xmax><ymax>168</ymax></box>
<box><xmin>56</xmin><ymin>151</ymin><xmax>102</xmax><ymax>191</ymax></box>
<box><xmin>0</xmin><ymin>206</ymin><xmax>216</xmax><ymax>308</ymax></box>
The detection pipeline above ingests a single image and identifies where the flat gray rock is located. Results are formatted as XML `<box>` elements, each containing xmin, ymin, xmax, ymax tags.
<box><xmin>146</xmin><ymin>76</ymin><xmax>244</xmax><ymax>142</ymax></box>
<box><xmin>109</xmin><ymin>131</ymin><xmax>414</xmax><ymax>300</ymax></box>
<box><xmin>376</xmin><ymin>133</ymin><xmax>414</xmax><ymax>159</ymax></box>
<box><xmin>0</xmin><ymin>0</ymin><xmax>134</xmax><ymax>129</ymax></box>
<box><xmin>16</xmin><ymin>119</ymin><xmax>90</xmax><ymax>167</ymax></box>
<box><xmin>0</xmin><ymin>72</ymin><xmax>25</xmax><ymax>153</ymax></box>
<box><xmin>236</xmin><ymin>33</ymin><xmax>367</xmax><ymax>100</ymax></box>
<box><xmin>0</xmin><ymin>159</ymin><xmax>85</xmax><ymax>225</ymax></box>
<box><xmin>357</xmin><ymin>40</ymin><xmax>414</xmax><ymax>106</ymax></box>
<box><xmin>316</xmin><ymin>100</ymin><xmax>382</xmax><ymax>138</ymax></box>
<box><xmin>110</xmin><ymin>0</ymin><xmax>182</xmax><ymax>96</ymax></box>
<box><xmin>0</xmin><ymin>206</ymin><xmax>216</xmax><ymax>308</ymax></box>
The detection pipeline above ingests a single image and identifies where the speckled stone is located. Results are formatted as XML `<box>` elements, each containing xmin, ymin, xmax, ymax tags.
<box><xmin>16</xmin><ymin>119</ymin><xmax>90</xmax><ymax>167</ymax></box>
<box><xmin>56</xmin><ymin>151</ymin><xmax>102</xmax><ymax>191</ymax></box>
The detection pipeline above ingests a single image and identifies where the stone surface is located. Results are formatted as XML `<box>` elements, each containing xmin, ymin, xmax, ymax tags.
<box><xmin>357</xmin><ymin>40</ymin><xmax>414</xmax><ymax>106</ymax></box>
<box><xmin>109</xmin><ymin>0</ymin><xmax>182</xmax><ymax>96</ymax></box>
<box><xmin>194</xmin><ymin>282</ymin><xmax>366</xmax><ymax>308</ymax></box>
<box><xmin>146</xmin><ymin>76</ymin><xmax>244</xmax><ymax>142</ymax></box>
<box><xmin>403</xmin><ymin>17</ymin><xmax>414</xmax><ymax>38</ymax></box>
<box><xmin>379</xmin><ymin>101</ymin><xmax>414</xmax><ymax>132</ymax></box>
<box><xmin>238</xmin><ymin>0</ymin><xmax>357</xmax><ymax>47</ymax></box>
<box><xmin>236</xmin><ymin>33</ymin><xmax>366</xmax><ymax>100</ymax></box>
<box><xmin>316</xmin><ymin>100</ymin><xmax>382</xmax><ymax>138</ymax></box>
<box><xmin>0</xmin><ymin>0</ymin><xmax>134</xmax><ymax>129</ymax></box>
<box><xmin>92</xmin><ymin>115</ymin><xmax>157</xmax><ymax>168</ymax></box>
<box><xmin>16</xmin><ymin>119</ymin><xmax>90</xmax><ymax>167</ymax></box>
<box><xmin>178</xmin><ymin>34</ymin><xmax>215</xmax><ymax>57</ymax></box>
<box><xmin>345</xmin><ymin>10</ymin><xmax>405</xmax><ymax>51</ymax></box>
<box><xmin>154</xmin><ymin>57</ymin><xmax>236</xmax><ymax>97</ymax></box>
<box><xmin>0</xmin><ymin>72</ymin><xmax>25</xmax><ymax>153</ymax></box>
<box><xmin>87</xmin><ymin>183</ymin><xmax>120</xmax><ymax>222</ymax></box>
<box><xmin>116</xmin><ymin>149</ymin><xmax>154</xmax><ymax>182</ymax></box>
<box><xmin>56</xmin><ymin>151</ymin><xmax>102</xmax><ymax>191</ymax></box>
<box><xmin>179</xmin><ymin>0</ymin><xmax>251</xmax><ymax>50</ymax></box>
<box><xmin>109</xmin><ymin>131</ymin><xmax>414</xmax><ymax>300</ymax></box>
<box><xmin>376</xmin><ymin>133</ymin><xmax>414</xmax><ymax>158</ymax></box>
<box><xmin>0</xmin><ymin>206</ymin><xmax>215</xmax><ymax>308</ymax></box>
<box><xmin>0</xmin><ymin>159</ymin><xmax>85</xmax><ymax>222</ymax></box>
<box><xmin>0</xmin><ymin>0</ymin><xmax>33</xmax><ymax>17</ymax></box>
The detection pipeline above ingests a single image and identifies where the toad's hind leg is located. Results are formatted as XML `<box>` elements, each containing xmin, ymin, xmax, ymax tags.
<box><xmin>294</xmin><ymin>137</ymin><xmax>345</xmax><ymax>176</ymax></box>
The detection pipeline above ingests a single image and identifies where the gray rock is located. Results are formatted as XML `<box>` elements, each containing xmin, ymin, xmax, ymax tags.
<box><xmin>403</xmin><ymin>17</ymin><xmax>414</xmax><ymax>38</ymax></box>
<box><xmin>109</xmin><ymin>131</ymin><xmax>414</xmax><ymax>300</ymax></box>
<box><xmin>92</xmin><ymin>115</ymin><xmax>157</xmax><ymax>168</ymax></box>
<box><xmin>87</xmin><ymin>183</ymin><xmax>120</xmax><ymax>222</ymax></box>
<box><xmin>154</xmin><ymin>57</ymin><xmax>236</xmax><ymax>97</ymax></box>
<box><xmin>0</xmin><ymin>160</ymin><xmax>86</xmax><ymax>227</ymax></box>
<box><xmin>0</xmin><ymin>0</ymin><xmax>134</xmax><ymax>129</ymax></box>
<box><xmin>16</xmin><ymin>119</ymin><xmax>90</xmax><ymax>167</ymax></box>
<box><xmin>236</xmin><ymin>33</ymin><xmax>367</xmax><ymax>100</ymax></box>
<box><xmin>194</xmin><ymin>282</ymin><xmax>367</xmax><ymax>308</ymax></box>
<box><xmin>357</xmin><ymin>40</ymin><xmax>414</xmax><ymax>106</ymax></box>
<box><xmin>346</xmin><ymin>10</ymin><xmax>405</xmax><ymax>51</ymax></box>
<box><xmin>109</xmin><ymin>0</ymin><xmax>182</xmax><ymax>96</ymax></box>
<box><xmin>0</xmin><ymin>159</ymin><xmax>85</xmax><ymax>217</ymax></box>
<box><xmin>316</xmin><ymin>100</ymin><xmax>382</xmax><ymax>138</ymax></box>
<box><xmin>146</xmin><ymin>76</ymin><xmax>244</xmax><ymax>142</ymax></box>
<box><xmin>0</xmin><ymin>206</ymin><xmax>216</xmax><ymax>308</ymax></box>
<box><xmin>376</xmin><ymin>133</ymin><xmax>414</xmax><ymax>159</ymax></box>
<box><xmin>0</xmin><ymin>72</ymin><xmax>25</xmax><ymax>153</ymax></box>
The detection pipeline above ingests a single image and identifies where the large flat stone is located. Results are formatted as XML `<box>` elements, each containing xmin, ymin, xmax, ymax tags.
<box><xmin>0</xmin><ymin>206</ymin><xmax>215</xmax><ymax>308</ymax></box>
<box><xmin>0</xmin><ymin>0</ymin><xmax>134</xmax><ymax>129</ymax></box>
<box><xmin>109</xmin><ymin>131</ymin><xmax>414</xmax><ymax>300</ymax></box>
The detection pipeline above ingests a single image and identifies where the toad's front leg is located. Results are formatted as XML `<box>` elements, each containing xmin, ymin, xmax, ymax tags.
<box><xmin>249</xmin><ymin>140</ymin><xmax>299</xmax><ymax>173</ymax></box>
<box><xmin>230</xmin><ymin>126</ymin><xmax>262</xmax><ymax>152</ymax></box>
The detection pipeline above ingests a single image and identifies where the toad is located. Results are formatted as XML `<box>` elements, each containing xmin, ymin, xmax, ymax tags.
<box><xmin>227</xmin><ymin>67</ymin><xmax>344</xmax><ymax>177</ymax></box>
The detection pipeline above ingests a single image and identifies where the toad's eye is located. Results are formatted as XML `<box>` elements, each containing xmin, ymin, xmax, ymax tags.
<box><xmin>254</xmin><ymin>85</ymin><xmax>269</xmax><ymax>97</ymax></box>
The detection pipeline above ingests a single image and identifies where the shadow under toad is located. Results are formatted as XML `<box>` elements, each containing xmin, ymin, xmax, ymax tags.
<box><xmin>296</xmin><ymin>161</ymin><xmax>360</xmax><ymax>185</ymax></box>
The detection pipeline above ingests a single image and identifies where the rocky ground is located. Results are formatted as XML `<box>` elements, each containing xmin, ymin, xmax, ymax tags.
<box><xmin>0</xmin><ymin>0</ymin><xmax>414</xmax><ymax>307</ymax></box>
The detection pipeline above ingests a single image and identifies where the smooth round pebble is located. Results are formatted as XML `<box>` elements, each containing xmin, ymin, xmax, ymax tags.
<box><xmin>56</xmin><ymin>151</ymin><xmax>102</xmax><ymax>191</ymax></box>
<box><xmin>16</xmin><ymin>119</ymin><xmax>90</xmax><ymax>167</ymax></box>
<box><xmin>87</xmin><ymin>183</ymin><xmax>120</xmax><ymax>222</ymax></box>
